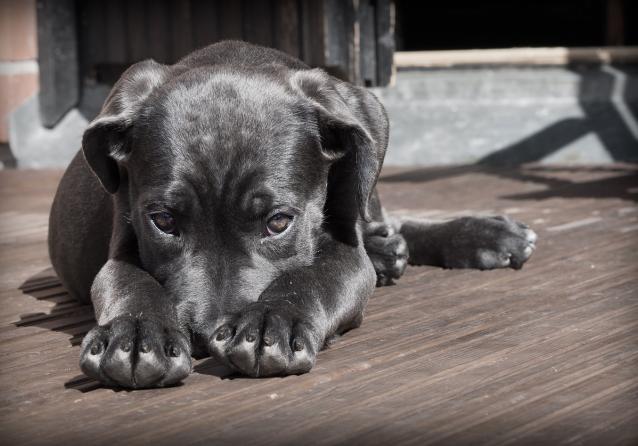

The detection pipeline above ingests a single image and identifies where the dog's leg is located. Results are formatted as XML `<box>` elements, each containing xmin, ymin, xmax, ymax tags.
<box><xmin>361</xmin><ymin>189</ymin><xmax>410</xmax><ymax>286</ymax></box>
<box><xmin>79</xmin><ymin>256</ymin><xmax>192</xmax><ymax>388</ymax></box>
<box><xmin>208</xmin><ymin>235</ymin><xmax>375</xmax><ymax>377</ymax></box>
<box><xmin>363</xmin><ymin>219</ymin><xmax>409</xmax><ymax>286</ymax></box>
<box><xmin>398</xmin><ymin>215</ymin><xmax>537</xmax><ymax>270</ymax></box>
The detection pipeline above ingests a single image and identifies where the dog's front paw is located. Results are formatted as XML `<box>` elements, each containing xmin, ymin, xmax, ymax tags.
<box><xmin>80</xmin><ymin>315</ymin><xmax>192</xmax><ymax>388</ymax></box>
<box><xmin>364</xmin><ymin>222</ymin><xmax>409</xmax><ymax>286</ymax></box>
<box><xmin>209</xmin><ymin>302</ymin><xmax>319</xmax><ymax>377</ymax></box>
<box><xmin>443</xmin><ymin>216</ymin><xmax>537</xmax><ymax>270</ymax></box>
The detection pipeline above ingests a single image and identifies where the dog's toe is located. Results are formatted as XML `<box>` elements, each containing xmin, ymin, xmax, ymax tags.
<box><xmin>80</xmin><ymin>316</ymin><xmax>192</xmax><ymax>389</ymax></box>
<box><xmin>525</xmin><ymin>228</ymin><xmax>538</xmax><ymax>245</ymax></box>
<box><xmin>364</xmin><ymin>228</ymin><xmax>409</xmax><ymax>286</ymax></box>
<box><xmin>210</xmin><ymin>303</ymin><xmax>317</xmax><ymax>377</ymax></box>
<box><xmin>442</xmin><ymin>216</ymin><xmax>538</xmax><ymax>270</ymax></box>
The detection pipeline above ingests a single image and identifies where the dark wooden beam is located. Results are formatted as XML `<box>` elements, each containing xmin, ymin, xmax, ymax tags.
<box><xmin>146</xmin><ymin>0</ymin><xmax>170</xmax><ymax>63</ymax></box>
<box><xmin>300</xmin><ymin>0</ymin><xmax>325</xmax><ymax>68</ymax></box>
<box><xmin>375</xmin><ymin>0</ymin><xmax>394</xmax><ymax>86</ymax></box>
<box><xmin>606</xmin><ymin>0</ymin><xmax>625</xmax><ymax>46</ymax></box>
<box><xmin>126</xmin><ymin>0</ymin><xmax>148</xmax><ymax>62</ymax></box>
<box><xmin>243</xmin><ymin>0</ymin><xmax>274</xmax><ymax>48</ymax></box>
<box><xmin>322</xmin><ymin>0</ymin><xmax>356</xmax><ymax>82</ymax></box>
<box><xmin>359</xmin><ymin>0</ymin><xmax>377</xmax><ymax>86</ymax></box>
<box><xmin>219</xmin><ymin>0</ymin><xmax>243</xmax><ymax>40</ymax></box>
<box><xmin>303</xmin><ymin>0</ymin><xmax>394</xmax><ymax>87</ymax></box>
<box><xmin>274</xmin><ymin>0</ymin><xmax>301</xmax><ymax>59</ymax></box>
<box><xmin>191</xmin><ymin>0</ymin><xmax>220</xmax><ymax>50</ymax></box>
<box><xmin>170</xmin><ymin>0</ymin><xmax>194</xmax><ymax>61</ymax></box>
<box><xmin>36</xmin><ymin>0</ymin><xmax>79</xmax><ymax>128</ymax></box>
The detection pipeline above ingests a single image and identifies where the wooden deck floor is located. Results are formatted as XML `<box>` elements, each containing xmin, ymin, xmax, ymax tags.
<box><xmin>1</xmin><ymin>165</ymin><xmax>637</xmax><ymax>445</ymax></box>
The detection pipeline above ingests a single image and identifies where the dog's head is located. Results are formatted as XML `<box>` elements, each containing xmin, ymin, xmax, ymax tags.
<box><xmin>81</xmin><ymin>58</ymin><xmax>384</xmax><ymax>328</ymax></box>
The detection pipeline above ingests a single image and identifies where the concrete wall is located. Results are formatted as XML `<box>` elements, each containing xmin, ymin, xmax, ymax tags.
<box><xmin>6</xmin><ymin>63</ymin><xmax>638</xmax><ymax>168</ymax></box>
<box><xmin>373</xmin><ymin>65</ymin><xmax>638</xmax><ymax>165</ymax></box>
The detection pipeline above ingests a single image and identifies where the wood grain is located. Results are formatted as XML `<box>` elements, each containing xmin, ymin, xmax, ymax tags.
<box><xmin>0</xmin><ymin>165</ymin><xmax>636</xmax><ymax>445</ymax></box>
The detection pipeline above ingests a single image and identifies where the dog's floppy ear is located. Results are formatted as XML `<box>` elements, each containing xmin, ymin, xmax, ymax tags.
<box><xmin>82</xmin><ymin>60</ymin><xmax>172</xmax><ymax>193</ymax></box>
<box><xmin>291</xmin><ymin>69</ymin><xmax>385</xmax><ymax>225</ymax></box>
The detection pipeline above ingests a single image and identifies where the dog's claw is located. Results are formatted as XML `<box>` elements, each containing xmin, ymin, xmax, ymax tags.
<box><xmin>215</xmin><ymin>326</ymin><xmax>231</xmax><ymax>341</ymax></box>
<box><xmin>167</xmin><ymin>344</ymin><xmax>180</xmax><ymax>357</ymax></box>
<box><xmin>90</xmin><ymin>344</ymin><xmax>102</xmax><ymax>355</ymax></box>
<box><xmin>292</xmin><ymin>338</ymin><xmax>305</xmax><ymax>351</ymax></box>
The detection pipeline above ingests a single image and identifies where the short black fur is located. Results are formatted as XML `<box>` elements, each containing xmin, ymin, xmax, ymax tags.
<box><xmin>48</xmin><ymin>41</ymin><xmax>537</xmax><ymax>388</ymax></box>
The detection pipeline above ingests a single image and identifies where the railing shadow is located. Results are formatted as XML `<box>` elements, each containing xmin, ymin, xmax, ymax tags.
<box><xmin>16</xmin><ymin>267</ymin><xmax>95</xmax><ymax>348</ymax></box>
<box><xmin>17</xmin><ymin>267</ymin><xmax>101</xmax><ymax>391</ymax></box>
<box><xmin>380</xmin><ymin>164</ymin><xmax>638</xmax><ymax>203</ymax></box>
<box><xmin>16</xmin><ymin>267</ymin><xmax>233</xmax><ymax>391</ymax></box>
<box><xmin>479</xmin><ymin>64</ymin><xmax>638</xmax><ymax>165</ymax></box>
<box><xmin>381</xmin><ymin>63</ymin><xmax>638</xmax><ymax>202</ymax></box>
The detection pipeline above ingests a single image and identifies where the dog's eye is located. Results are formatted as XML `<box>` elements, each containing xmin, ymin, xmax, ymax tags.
<box><xmin>266</xmin><ymin>213</ymin><xmax>293</xmax><ymax>236</ymax></box>
<box><xmin>150</xmin><ymin>212</ymin><xmax>177</xmax><ymax>234</ymax></box>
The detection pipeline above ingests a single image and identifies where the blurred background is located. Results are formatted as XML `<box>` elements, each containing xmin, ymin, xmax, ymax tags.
<box><xmin>0</xmin><ymin>0</ymin><xmax>636</xmax><ymax>169</ymax></box>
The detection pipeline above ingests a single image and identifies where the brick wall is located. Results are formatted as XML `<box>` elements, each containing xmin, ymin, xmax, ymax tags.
<box><xmin>0</xmin><ymin>0</ymin><xmax>39</xmax><ymax>143</ymax></box>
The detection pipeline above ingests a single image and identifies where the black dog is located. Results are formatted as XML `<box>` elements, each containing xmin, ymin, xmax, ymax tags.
<box><xmin>48</xmin><ymin>41</ymin><xmax>536</xmax><ymax>388</ymax></box>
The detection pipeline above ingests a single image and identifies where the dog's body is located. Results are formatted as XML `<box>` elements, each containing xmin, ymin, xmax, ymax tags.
<box><xmin>49</xmin><ymin>41</ymin><xmax>536</xmax><ymax>388</ymax></box>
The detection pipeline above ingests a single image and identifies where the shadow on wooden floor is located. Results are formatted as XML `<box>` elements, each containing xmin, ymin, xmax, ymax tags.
<box><xmin>3</xmin><ymin>166</ymin><xmax>637</xmax><ymax>444</ymax></box>
<box><xmin>16</xmin><ymin>268</ymin><xmax>104</xmax><ymax>392</ymax></box>
<box><xmin>16</xmin><ymin>267</ymin><xmax>93</xmax><ymax>347</ymax></box>
<box><xmin>381</xmin><ymin>164</ymin><xmax>638</xmax><ymax>203</ymax></box>
<box><xmin>16</xmin><ymin>267</ymin><xmax>235</xmax><ymax>392</ymax></box>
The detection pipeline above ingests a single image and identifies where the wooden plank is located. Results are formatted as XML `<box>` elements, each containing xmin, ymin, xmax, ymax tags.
<box><xmin>242</xmin><ymin>0</ymin><xmax>274</xmax><ymax>48</ymax></box>
<box><xmin>146</xmin><ymin>0</ymin><xmax>170</xmax><ymax>63</ymax></box>
<box><xmin>374</xmin><ymin>0</ymin><xmax>394</xmax><ymax>86</ymax></box>
<box><xmin>36</xmin><ymin>0</ymin><xmax>79</xmax><ymax>127</ymax></box>
<box><xmin>322</xmin><ymin>0</ymin><xmax>355</xmax><ymax>81</ymax></box>
<box><xmin>169</xmin><ymin>0</ymin><xmax>194</xmax><ymax>61</ymax></box>
<box><xmin>358</xmin><ymin>0</ymin><xmax>376</xmax><ymax>86</ymax></box>
<box><xmin>191</xmin><ymin>0</ymin><xmax>220</xmax><ymax>50</ymax></box>
<box><xmin>78</xmin><ymin>0</ymin><xmax>105</xmax><ymax>81</ymax></box>
<box><xmin>394</xmin><ymin>46</ymin><xmax>638</xmax><ymax>68</ymax></box>
<box><xmin>300</xmin><ymin>0</ymin><xmax>324</xmax><ymax>67</ymax></box>
<box><xmin>219</xmin><ymin>0</ymin><xmax>243</xmax><ymax>40</ymax></box>
<box><xmin>606</xmin><ymin>0</ymin><xmax>625</xmax><ymax>46</ymax></box>
<box><xmin>126</xmin><ymin>0</ymin><xmax>148</xmax><ymax>63</ymax></box>
<box><xmin>104</xmin><ymin>0</ymin><xmax>128</xmax><ymax>65</ymax></box>
<box><xmin>1</xmin><ymin>165</ymin><xmax>637</xmax><ymax>444</ymax></box>
<box><xmin>273</xmin><ymin>0</ymin><xmax>300</xmax><ymax>58</ymax></box>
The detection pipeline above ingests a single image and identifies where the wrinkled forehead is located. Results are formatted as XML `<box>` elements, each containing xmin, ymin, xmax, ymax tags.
<box><xmin>164</xmin><ymin>70</ymin><xmax>304</xmax><ymax>146</ymax></box>
<box><xmin>129</xmin><ymin>70</ymin><xmax>325</xmax><ymax>209</ymax></box>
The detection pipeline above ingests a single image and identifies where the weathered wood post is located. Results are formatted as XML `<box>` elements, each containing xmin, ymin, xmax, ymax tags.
<box><xmin>36</xmin><ymin>0</ymin><xmax>79</xmax><ymax>128</ymax></box>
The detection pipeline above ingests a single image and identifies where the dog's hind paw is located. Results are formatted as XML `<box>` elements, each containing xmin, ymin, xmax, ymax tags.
<box><xmin>441</xmin><ymin>216</ymin><xmax>537</xmax><ymax>270</ymax></box>
<box><xmin>364</xmin><ymin>222</ymin><xmax>409</xmax><ymax>286</ymax></box>
<box><xmin>80</xmin><ymin>315</ymin><xmax>192</xmax><ymax>389</ymax></box>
